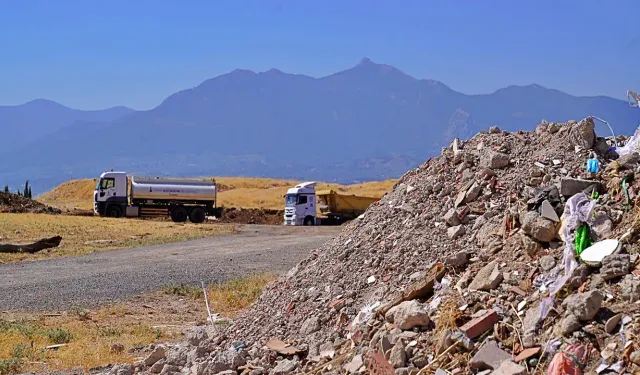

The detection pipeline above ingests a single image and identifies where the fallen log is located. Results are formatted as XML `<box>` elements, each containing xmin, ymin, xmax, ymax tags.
<box><xmin>0</xmin><ymin>236</ymin><xmax>62</xmax><ymax>254</ymax></box>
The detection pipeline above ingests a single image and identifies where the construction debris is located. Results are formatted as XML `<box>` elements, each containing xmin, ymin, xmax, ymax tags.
<box><xmin>216</xmin><ymin>207</ymin><xmax>283</xmax><ymax>225</ymax></box>
<box><xmin>0</xmin><ymin>191</ymin><xmax>60</xmax><ymax>214</ymax></box>
<box><xmin>100</xmin><ymin>117</ymin><xmax>640</xmax><ymax>374</ymax></box>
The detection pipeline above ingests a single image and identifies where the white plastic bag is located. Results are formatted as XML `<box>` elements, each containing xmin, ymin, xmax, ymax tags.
<box><xmin>539</xmin><ymin>193</ymin><xmax>596</xmax><ymax>320</ymax></box>
<box><xmin>615</xmin><ymin>125</ymin><xmax>640</xmax><ymax>156</ymax></box>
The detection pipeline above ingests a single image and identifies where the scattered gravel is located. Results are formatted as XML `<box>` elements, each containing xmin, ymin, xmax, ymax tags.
<box><xmin>0</xmin><ymin>225</ymin><xmax>340</xmax><ymax>311</ymax></box>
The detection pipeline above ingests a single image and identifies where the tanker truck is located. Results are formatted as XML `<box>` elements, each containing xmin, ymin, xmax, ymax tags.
<box><xmin>283</xmin><ymin>182</ymin><xmax>380</xmax><ymax>226</ymax></box>
<box><xmin>94</xmin><ymin>171</ymin><xmax>221</xmax><ymax>223</ymax></box>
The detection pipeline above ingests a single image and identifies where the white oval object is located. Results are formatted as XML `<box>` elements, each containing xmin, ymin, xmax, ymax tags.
<box><xmin>579</xmin><ymin>239</ymin><xmax>620</xmax><ymax>266</ymax></box>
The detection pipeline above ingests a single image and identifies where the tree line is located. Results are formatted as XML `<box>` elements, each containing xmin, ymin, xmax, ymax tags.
<box><xmin>3</xmin><ymin>180</ymin><xmax>33</xmax><ymax>199</ymax></box>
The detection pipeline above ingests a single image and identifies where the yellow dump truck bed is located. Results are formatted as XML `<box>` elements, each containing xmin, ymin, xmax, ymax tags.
<box><xmin>316</xmin><ymin>189</ymin><xmax>380</xmax><ymax>219</ymax></box>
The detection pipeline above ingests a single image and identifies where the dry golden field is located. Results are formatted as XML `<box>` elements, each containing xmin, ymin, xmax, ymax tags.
<box><xmin>39</xmin><ymin>177</ymin><xmax>396</xmax><ymax>211</ymax></box>
<box><xmin>0</xmin><ymin>213</ymin><xmax>234</xmax><ymax>263</ymax></box>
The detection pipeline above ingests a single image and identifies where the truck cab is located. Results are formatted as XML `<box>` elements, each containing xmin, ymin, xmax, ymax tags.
<box><xmin>94</xmin><ymin>171</ymin><xmax>128</xmax><ymax>217</ymax></box>
<box><xmin>284</xmin><ymin>182</ymin><xmax>317</xmax><ymax>226</ymax></box>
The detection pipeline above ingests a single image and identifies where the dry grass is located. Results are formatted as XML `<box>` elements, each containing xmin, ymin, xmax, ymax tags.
<box><xmin>0</xmin><ymin>274</ymin><xmax>274</xmax><ymax>374</ymax></box>
<box><xmin>0</xmin><ymin>309</ymin><xmax>176</xmax><ymax>374</ymax></box>
<box><xmin>0</xmin><ymin>213</ymin><xmax>234</xmax><ymax>263</ymax></box>
<box><xmin>434</xmin><ymin>296</ymin><xmax>462</xmax><ymax>334</ymax></box>
<box><xmin>206</xmin><ymin>273</ymin><xmax>276</xmax><ymax>317</ymax></box>
<box><xmin>162</xmin><ymin>273</ymin><xmax>276</xmax><ymax>317</ymax></box>
<box><xmin>39</xmin><ymin>177</ymin><xmax>396</xmax><ymax>211</ymax></box>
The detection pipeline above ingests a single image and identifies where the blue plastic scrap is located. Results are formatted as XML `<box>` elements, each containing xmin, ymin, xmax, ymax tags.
<box><xmin>586</xmin><ymin>158</ymin><xmax>599</xmax><ymax>173</ymax></box>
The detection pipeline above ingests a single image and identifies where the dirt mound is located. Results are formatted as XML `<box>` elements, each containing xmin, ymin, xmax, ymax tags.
<box><xmin>0</xmin><ymin>192</ymin><xmax>61</xmax><ymax>214</ymax></box>
<box><xmin>105</xmin><ymin>118</ymin><xmax>640</xmax><ymax>374</ymax></box>
<box><xmin>217</xmin><ymin>207</ymin><xmax>283</xmax><ymax>225</ymax></box>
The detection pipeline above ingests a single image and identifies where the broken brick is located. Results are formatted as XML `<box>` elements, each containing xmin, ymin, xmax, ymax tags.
<box><xmin>460</xmin><ymin>309</ymin><xmax>499</xmax><ymax>339</ymax></box>
<box><xmin>514</xmin><ymin>347</ymin><xmax>541</xmax><ymax>362</ymax></box>
<box><xmin>285</xmin><ymin>301</ymin><xmax>295</xmax><ymax>314</ymax></box>
<box><xmin>508</xmin><ymin>286</ymin><xmax>527</xmax><ymax>297</ymax></box>
<box><xmin>328</xmin><ymin>299</ymin><xmax>345</xmax><ymax>310</ymax></box>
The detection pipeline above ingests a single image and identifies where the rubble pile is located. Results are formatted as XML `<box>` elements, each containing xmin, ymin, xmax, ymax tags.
<box><xmin>118</xmin><ymin>118</ymin><xmax>640</xmax><ymax>375</ymax></box>
<box><xmin>0</xmin><ymin>191</ymin><xmax>60</xmax><ymax>214</ymax></box>
<box><xmin>218</xmin><ymin>208</ymin><xmax>284</xmax><ymax>225</ymax></box>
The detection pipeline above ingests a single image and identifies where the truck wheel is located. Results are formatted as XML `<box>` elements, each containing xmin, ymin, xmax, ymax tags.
<box><xmin>171</xmin><ymin>207</ymin><xmax>188</xmax><ymax>223</ymax></box>
<box><xmin>106</xmin><ymin>205</ymin><xmax>122</xmax><ymax>218</ymax></box>
<box><xmin>303</xmin><ymin>216</ymin><xmax>315</xmax><ymax>226</ymax></box>
<box><xmin>189</xmin><ymin>207</ymin><xmax>206</xmax><ymax>224</ymax></box>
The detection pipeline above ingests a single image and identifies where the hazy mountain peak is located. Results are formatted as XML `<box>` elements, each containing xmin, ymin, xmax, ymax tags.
<box><xmin>229</xmin><ymin>68</ymin><xmax>257</xmax><ymax>76</ymax></box>
<box><xmin>2</xmin><ymin>59</ymin><xmax>639</xmax><ymax>196</ymax></box>
<box><xmin>21</xmin><ymin>98</ymin><xmax>68</xmax><ymax>109</ymax></box>
<box><xmin>263</xmin><ymin>68</ymin><xmax>285</xmax><ymax>75</ymax></box>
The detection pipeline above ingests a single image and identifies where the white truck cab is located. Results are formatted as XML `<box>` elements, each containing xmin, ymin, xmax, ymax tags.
<box><xmin>94</xmin><ymin>171</ymin><xmax>128</xmax><ymax>217</ymax></box>
<box><xmin>284</xmin><ymin>182</ymin><xmax>317</xmax><ymax>226</ymax></box>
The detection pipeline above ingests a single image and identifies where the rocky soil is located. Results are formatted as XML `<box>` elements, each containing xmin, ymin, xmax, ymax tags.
<box><xmin>100</xmin><ymin>118</ymin><xmax>640</xmax><ymax>375</ymax></box>
<box><xmin>217</xmin><ymin>208</ymin><xmax>284</xmax><ymax>225</ymax></box>
<box><xmin>0</xmin><ymin>191</ymin><xmax>60</xmax><ymax>214</ymax></box>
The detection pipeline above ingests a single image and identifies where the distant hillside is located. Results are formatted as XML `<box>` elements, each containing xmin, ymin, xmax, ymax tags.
<box><xmin>39</xmin><ymin>177</ymin><xmax>397</xmax><ymax>211</ymax></box>
<box><xmin>0</xmin><ymin>99</ymin><xmax>134</xmax><ymax>151</ymax></box>
<box><xmin>2</xmin><ymin>58</ymin><xmax>639</xmax><ymax>193</ymax></box>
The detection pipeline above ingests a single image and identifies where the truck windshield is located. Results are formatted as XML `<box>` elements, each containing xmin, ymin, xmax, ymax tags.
<box><xmin>285</xmin><ymin>194</ymin><xmax>297</xmax><ymax>206</ymax></box>
<box><xmin>97</xmin><ymin>178</ymin><xmax>115</xmax><ymax>190</ymax></box>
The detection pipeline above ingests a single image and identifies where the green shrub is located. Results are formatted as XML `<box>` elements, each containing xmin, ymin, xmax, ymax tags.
<box><xmin>42</xmin><ymin>327</ymin><xmax>74</xmax><ymax>344</ymax></box>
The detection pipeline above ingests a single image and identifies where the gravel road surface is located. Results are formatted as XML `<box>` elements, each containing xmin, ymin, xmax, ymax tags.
<box><xmin>0</xmin><ymin>225</ymin><xmax>340</xmax><ymax>311</ymax></box>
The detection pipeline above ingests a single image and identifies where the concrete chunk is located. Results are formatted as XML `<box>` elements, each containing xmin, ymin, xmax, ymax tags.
<box><xmin>540</xmin><ymin>200</ymin><xmax>559</xmax><ymax>222</ymax></box>
<box><xmin>447</xmin><ymin>225</ymin><xmax>466</xmax><ymax>239</ymax></box>
<box><xmin>600</xmin><ymin>253</ymin><xmax>631</xmax><ymax>280</ymax></box>
<box><xmin>468</xmin><ymin>261</ymin><xmax>502</xmax><ymax>291</ymax></box>
<box><xmin>465</xmin><ymin>182</ymin><xmax>482</xmax><ymax>203</ymax></box>
<box><xmin>481</xmin><ymin>150</ymin><xmax>510</xmax><ymax>169</ymax></box>
<box><xmin>443</xmin><ymin>208</ymin><xmax>461</xmax><ymax>226</ymax></box>
<box><xmin>559</xmin><ymin>178</ymin><xmax>602</xmax><ymax>197</ymax></box>
<box><xmin>562</xmin><ymin>290</ymin><xmax>603</xmax><ymax>321</ymax></box>
<box><xmin>144</xmin><ymin>346</ymin><xmax>167</xmax><ymax>366</ymax></box>
<box><xmin>470</xmin><ymin>341</ymin><xmax>512</xmax><ymax>370</ymax></box>
<box><xmin>385</xmin><ymin>300</ymin><xmax>431</xmax><ymax>330</ymax></box>
<box><xmin>344</xmin><ymin>354</ymin><xmax>363</xmax><ymax>374</ymax></box>
<box><xmin>492</xmin><ymin>360</ymin><xmax>526</xmax><ymax>375</ymax></box>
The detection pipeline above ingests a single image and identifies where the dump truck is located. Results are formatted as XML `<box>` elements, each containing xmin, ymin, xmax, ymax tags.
<box><xmin>283</xmin><ymin>182</ymin><xmax>380</xmax><ymax>225</ymax></box>
<box><xmin>94</xmin><ymin>170</ymin><xmax>221</xmax><ymax>223</ymax></box>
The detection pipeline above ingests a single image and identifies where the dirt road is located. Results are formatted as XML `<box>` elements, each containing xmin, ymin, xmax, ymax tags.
<box><xmin>0</xmin><ymin>225</ymin><xmax>340</xmax><ymax>311</ymax></box>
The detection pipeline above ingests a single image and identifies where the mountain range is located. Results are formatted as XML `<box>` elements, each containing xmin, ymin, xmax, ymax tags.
<box><xmin>1</xmin><ymin>57</ymin><xmax>639</xmax><ymax>194</ymax></box>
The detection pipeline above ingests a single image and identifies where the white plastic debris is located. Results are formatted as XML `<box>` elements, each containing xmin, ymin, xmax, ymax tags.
<box><xmin>579</xmin><ymin>239</ymin><xmax>620</xmax><ymax>266</ymax></box>
<box><xmin>348</xmin><ymin>301</ymin><xmax>381</xmax><ymax>336</ymax></box>
<box><xmin>367</xmin><ymin>275</ymin><xmax>376</xmax><ymax>284</ymax></box>
<box><xmin>518</xmin><ymin>300</ymin><xmax>527</xmax><ymax>312</ymax></box>
<box><xmin>615</xmin><ymin>125</ymin><xmax>640</xmax><ymax>156</ymax></box>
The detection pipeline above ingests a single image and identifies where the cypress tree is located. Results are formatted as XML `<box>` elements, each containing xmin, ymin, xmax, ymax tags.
<box><xmin>3</xmin><ymin>185</ymin><xmax>8</xmax><ymax>193</ymax></box>
<box><xmin>24</xmin><ymin>180</ymin><xmax>29</xmax><ymax>198</ymax></box>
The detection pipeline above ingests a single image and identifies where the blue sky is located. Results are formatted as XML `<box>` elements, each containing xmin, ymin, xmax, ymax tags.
<box><xmin>1</xmin><ymin>1</ymin><xmax>638</xmax><ymax>110</ymax></box>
